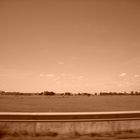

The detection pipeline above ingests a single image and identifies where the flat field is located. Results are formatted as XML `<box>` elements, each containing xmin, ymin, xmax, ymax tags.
<box><xmin>0</xmin><ymin>95</ymin><xmax>140</xmax><ymax>112</ymax></box>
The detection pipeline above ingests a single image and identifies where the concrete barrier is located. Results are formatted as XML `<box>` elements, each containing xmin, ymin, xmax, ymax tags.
<box><xmin>0</xmin><ymin>111</ymin><xmax>140</xmax><ymax>136</ymax></box>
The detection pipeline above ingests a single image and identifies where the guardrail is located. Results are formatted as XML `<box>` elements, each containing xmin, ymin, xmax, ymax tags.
<box><xmin>0</xmin><ymin>111</ymin><xmax>140</xmax><ymax>122</ymax></box>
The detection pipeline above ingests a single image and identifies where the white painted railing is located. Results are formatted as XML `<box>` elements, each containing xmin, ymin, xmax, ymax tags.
<box><xmin>0</xmin><ymin>111</ymin><xmax>140</xmax><ymax>122</ymax></box>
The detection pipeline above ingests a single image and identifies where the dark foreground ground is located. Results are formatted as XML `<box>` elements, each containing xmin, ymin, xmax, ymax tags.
<box><xmin>1</xmin><ymin>133</ymin><xmax>140</xmax><ymax>140</ymax></box>
<box><xmin>1</xmin><ymin>131</ymin><xmax>140</xmax><ymax>140</ymax></box>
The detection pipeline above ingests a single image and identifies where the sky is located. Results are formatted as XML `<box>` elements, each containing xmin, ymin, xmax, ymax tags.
<box><xmin>0</xmin><ymin>0</ymin><xmax>140</xmax><ymax>93</ymax></box>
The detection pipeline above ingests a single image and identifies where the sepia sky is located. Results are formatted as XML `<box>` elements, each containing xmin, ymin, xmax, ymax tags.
<box><xmin>0</xmin><ymin>0</ymin><xmax>140</xmax><ymax>93</ymax></box>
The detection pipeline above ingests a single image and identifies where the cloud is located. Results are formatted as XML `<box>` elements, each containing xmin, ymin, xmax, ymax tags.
<box><xmin>39</xmin><ymin>74</ymin><xmax>55</xmax><ymax>78</ymax></box>
<box><xmin>58</xmin><ymin>62</ymin><xmax>64</xmax><ymax>65</ymax></box>
<box><xmin>119</xmin><ymin>73</ymin><xmax>127</xmax><ymax>77</ymax></box>
<box><xmin>134</xmin><ymin>74</ymin><xmax>139</xmax><ymax>78</ymax></box>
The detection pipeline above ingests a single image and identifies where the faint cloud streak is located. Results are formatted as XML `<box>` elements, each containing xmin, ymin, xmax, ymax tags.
<box><xmin>119</xmin><ymin>73</ymin><xmax>127</xmax><ymax>77</ymax></box>
<box><xmin>134</xmin><ymin>74</ymin><xmax>139</xmax><ymax>78</ymax></box>
<box><xmin>39</xmin><ymin>74</ymin><xmax>55</xmax><ymax>78</ymax></box>
<box><xmin>58</xmin><ymin>62</ymin><xmax>65</xmax><ymax>65</ymax></box>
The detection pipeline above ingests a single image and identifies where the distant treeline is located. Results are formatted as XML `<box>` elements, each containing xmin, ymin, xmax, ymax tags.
<box><xmin>0</xmin><ymin>90</ymin><xmax>140</xmax><ymax>96</ymax></box>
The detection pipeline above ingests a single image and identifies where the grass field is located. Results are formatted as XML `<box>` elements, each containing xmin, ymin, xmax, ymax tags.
<box><xmin>0</xmin><ymin>95</ymin><xmax>140</xmax><ymax>112</ymax></box>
